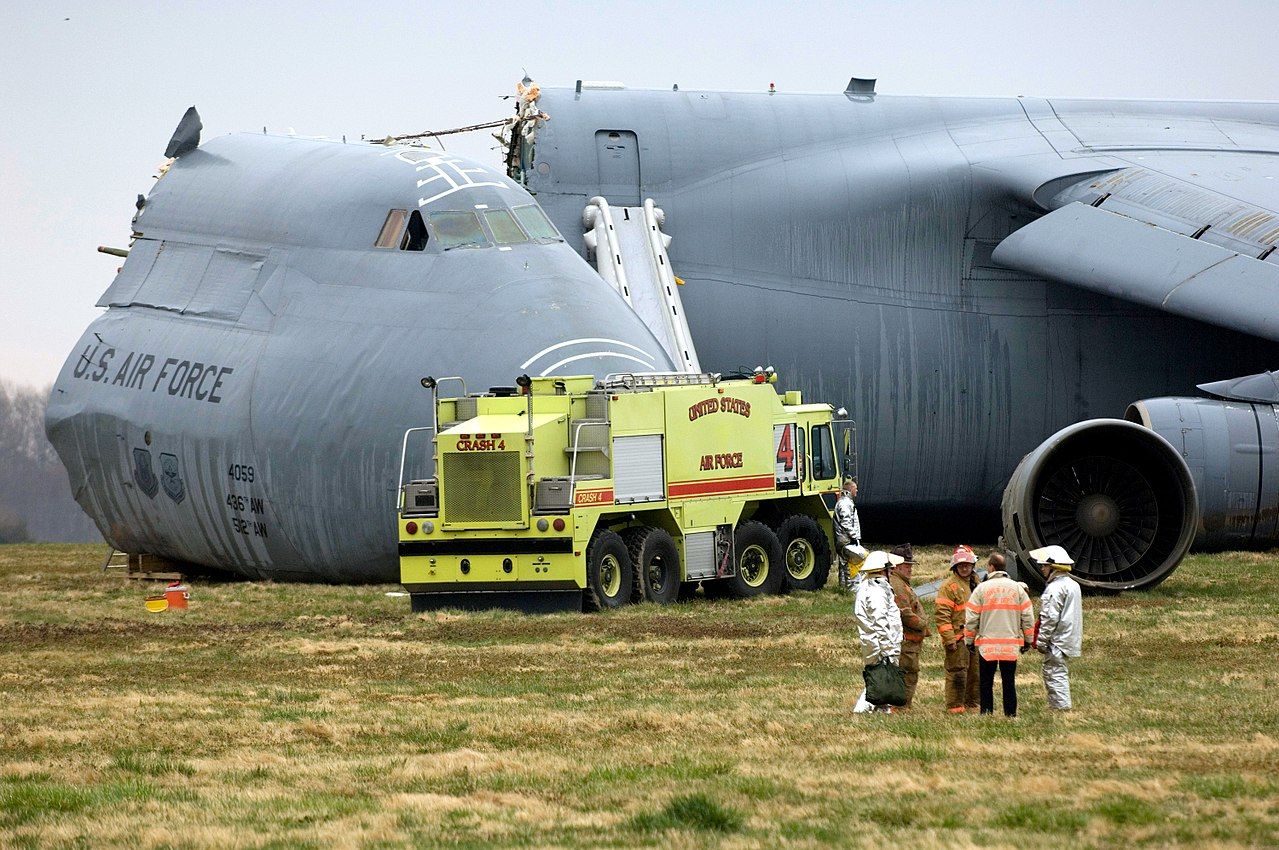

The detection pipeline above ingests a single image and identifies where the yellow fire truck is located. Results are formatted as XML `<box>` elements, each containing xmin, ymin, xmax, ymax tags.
<box><xmin>397</xmin><ymin>371</ymin><xmax>845</xmax><ymax>612</ymax></box>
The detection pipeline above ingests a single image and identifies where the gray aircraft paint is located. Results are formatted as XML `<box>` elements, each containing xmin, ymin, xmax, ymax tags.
<box><xmin>527</xmin><ymin>86</ymin><xmax>1279</xmax><ymax>524</ymax></box>
<box><xmin>47</xmin><ymin>85</ymin><xmax>1279</xmax><ymax>583</ymax></box>
<box><xmin>47</xmin><ymin>133</ymin><xmax>674</xmax><ymax>581</ymax></box>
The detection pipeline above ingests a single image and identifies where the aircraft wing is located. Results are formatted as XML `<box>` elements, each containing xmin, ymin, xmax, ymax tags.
<box><xmin>992</xmin><ymin>164</ymin><xmax>1279</xmax><ymax>342</ymax></box>
<box><xmin>993</xmin><ymin>200</ymin><xmax>1279</xmax><ymax>341</ymax></box>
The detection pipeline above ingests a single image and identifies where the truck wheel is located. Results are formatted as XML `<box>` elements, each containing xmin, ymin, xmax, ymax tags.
<box><xmin>726</xmin><ymin>521</ymin><xmax>785</xmax><ymax>598</ymax></box>
<box><xmin>624</xmin><ymin>527</ymin><xmax>681</xmax><ymax>604</ymax></box>
<box><xmin>777</xmin><ymin>514</ymin><xmax>832</xmax><ymax>592</ymax></box>
<box><xmin>585</xmin><ymin>529</ymin><xmax>633</xmax><ymax>611</ymax></box>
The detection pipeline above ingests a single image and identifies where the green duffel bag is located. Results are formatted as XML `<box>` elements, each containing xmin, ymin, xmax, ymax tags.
<box><xmin>863</xmin><ymin>658</ymin><xmax>908</xmax><ymax>707</ymax></box>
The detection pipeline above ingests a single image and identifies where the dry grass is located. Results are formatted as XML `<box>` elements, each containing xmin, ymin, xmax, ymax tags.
<box><xmin>1</xmin><ymin>543</ymin><xmax>1277</xmax><ymax>848</ymax></box>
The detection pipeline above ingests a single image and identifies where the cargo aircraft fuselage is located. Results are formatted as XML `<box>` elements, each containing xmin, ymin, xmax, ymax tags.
<box><xmin>48</xmin><ymin>85</ymin><xmax>1279</xmax><ymax>586</ymax></box>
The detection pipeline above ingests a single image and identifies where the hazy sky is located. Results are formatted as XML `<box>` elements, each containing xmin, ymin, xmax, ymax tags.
<box><xmin>3</xmin><ymin>0</ymin><xmax>1277</xmax><ymax>387</ymax></box>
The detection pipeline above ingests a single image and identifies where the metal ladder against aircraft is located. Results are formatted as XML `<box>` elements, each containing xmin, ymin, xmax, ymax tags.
<box><xmin>102</xmin><ymin>547</ymin><xmax>184</xmax><ymax>580</ymax></box>
<box><xmin>582</xmin><ymin>197</ymin><xmax>701</xmax><ymax>373</ymax></box>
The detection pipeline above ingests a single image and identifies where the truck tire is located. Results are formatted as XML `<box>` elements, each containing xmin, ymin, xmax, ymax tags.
<box><xmin>725</xmin><ymin>521</ymin><xmax>785</xmax><ymax>598</ymax></box>
<box><xmin>777</xmin><ymin>514</ymin><xmax>832</xmax><ymax>592</ymax></box>
<box><xmin>585</xmin><ymin>529</ymin><xmax>634</xmax><ymax>611</ymax></box>
<box><xmin>624</xmin><ymin>527</ymin><xmax>681</xmax><ymax>605</ymax></box>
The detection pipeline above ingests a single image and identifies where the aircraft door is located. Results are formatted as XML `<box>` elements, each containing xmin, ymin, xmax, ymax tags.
<box><xmin>595</xmin><ymin>130</ymin><xmax>641</xmax><ymax>205</ymax></box>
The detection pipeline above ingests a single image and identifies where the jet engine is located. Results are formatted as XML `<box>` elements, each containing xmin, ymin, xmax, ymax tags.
<box><xmin>1003</xmin><ymin>371</ymin><xmax>1279</xmax><ymax>590</ymax></box>
<box><xmin>1001</xmin><ymin>419</ymin><xmax>1198</xmax><ymax>592</ymax></box>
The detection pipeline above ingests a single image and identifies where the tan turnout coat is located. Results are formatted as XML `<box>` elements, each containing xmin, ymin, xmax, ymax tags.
<box><xmin>963</xmin><ymin>571</ymin><xmax>1033</xmax><ymax>662</ymax></box>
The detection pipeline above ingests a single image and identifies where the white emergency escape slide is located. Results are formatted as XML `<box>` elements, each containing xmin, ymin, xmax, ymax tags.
<box><xmin>582</xmin><ymin>197</ymin><xmax>700</xmax><ymax>373</ymax></box>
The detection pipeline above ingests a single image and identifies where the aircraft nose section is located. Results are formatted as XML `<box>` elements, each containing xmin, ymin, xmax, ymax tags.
<box><xmin>466</xmin><ymin>274</ymin><xmax>677</xmax><ymax>378</ymax></box>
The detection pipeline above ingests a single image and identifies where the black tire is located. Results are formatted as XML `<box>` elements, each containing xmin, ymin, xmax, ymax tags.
<box><xmin>776</xmin><ymin>514</ymin><xmax>832</xmax><ymax>592</ymax></box>
<box><xmin>725</xmin><ymin>521</ymin><xmax>785</xmax><ymax>598</ymax></box>
<box><xmin>584</xmin><ymin>529</ymin><xmax>633</xmax><ymax>611</ymax></box>
<box><xmin>623</xmin><ymin>527</ymin><xmax>681</xmax><ymax>605</ymax></box>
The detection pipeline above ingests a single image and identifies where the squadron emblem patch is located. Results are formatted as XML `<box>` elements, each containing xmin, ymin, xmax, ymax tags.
<box><xmin>160</xmin><ymin>452</ymin><xmax>186</xmax><ymax>504</ymax></box>
<box><xmin>132</xmin><ymin>448</ymin><xmax>159</xmax><ymax>499</ymax></box>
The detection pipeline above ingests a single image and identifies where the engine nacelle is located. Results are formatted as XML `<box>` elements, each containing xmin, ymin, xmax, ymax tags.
<box><xmin>1002</xmin><ymin>419</ymin><xmax>1197</xmax><ymax>591</ymax></box>
<box><xmin>1126</xmin><ymin>397</ymin><xmax>1279</xmax><ymax>549</ymax></box>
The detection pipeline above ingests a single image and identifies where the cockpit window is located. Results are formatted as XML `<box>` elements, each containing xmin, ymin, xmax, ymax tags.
<box><xmin>400</xmin><ymin>210</ymin><xmax>429</xmax><ymax>251</ymax></box>
<box><xmin>483</xmin><ymin>209</ymin><xmax>528</xmax><ymax>245</ymax></box>
<box><xmin>512</xmin><ymin>204</ymin><xmax>561</xmax><ymax>241</ymax></box>
<box><xmin>375</xmin><ymin>209</ymin><xmax>408</xmax><ymax>248</ymax></box>
<box><xmin>429</xmin><ymin>211</ymin><xmax>488</xmax><ymax>250</ymax></box>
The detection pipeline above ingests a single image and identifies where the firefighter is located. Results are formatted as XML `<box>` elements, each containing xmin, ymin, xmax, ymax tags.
<box><xmin>1030</xmin><ymin>545</ymin><xmax>1083</xmax><ymax>711</ymax></box>
<box><xmin>888</xmin><ymin>543</ymin><xmax>930</xmax><ymax>709</ymax></box>
<box><xmin>833</xmin><ymin>477</ymin><xmax>865</xmax><ymax>591</ymax></box>
<box><xmin>964</xmin><ymin>557</ymin><xmax>1034</xmax><ymax>717</ymax></box>
<box><xmin>936</xmin><ymin>545</ymin><xmax>980</xmax><ymax>713</ymax></box>
<box><xmin>852</xmin><ymin>551</ymin><xmax>904</xmax><ymax>713</ymax></box>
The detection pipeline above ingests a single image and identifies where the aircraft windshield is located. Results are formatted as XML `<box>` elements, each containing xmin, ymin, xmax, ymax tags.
<box><xmin>512</xmin><ymin>204</ymin><xmax>560</xmax><ymax>241</ymax></box>
<box><xmin>429</xmin><ymin>211</ymin><xmax>488</xmax><ymax>250</ymax></box>
<box><xmin>483</xmin><ymin>209</ymin><xmax>528</xmax><ymax>245</ymax></box>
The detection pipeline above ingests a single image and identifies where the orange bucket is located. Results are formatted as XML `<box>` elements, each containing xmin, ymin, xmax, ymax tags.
<box><xmin>164</xmin><ymin>582</ymin><xmax>190</xmax><ymax>610</ymax></box>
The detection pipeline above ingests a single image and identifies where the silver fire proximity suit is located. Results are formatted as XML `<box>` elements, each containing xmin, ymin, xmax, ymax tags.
<box><xmin>852</xmin><ymin>573</ymin><xmax>902</xmax><ymax>713</ymax></box>
<box><xmin>833</xmin><ymin>492</ymin><xmax>861</xmax><ymax>590</ymax></box>
<box><xmin>1036</xmin><ymin>571</ymin><xmax>1083</xmax><ymax>709</ymax></box>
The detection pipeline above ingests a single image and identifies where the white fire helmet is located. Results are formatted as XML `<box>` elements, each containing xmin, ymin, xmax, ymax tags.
<box><xmin>859</xmin><ymin>551</ymin><xmax>904</xmax><ymax>574</ymax></box>
<box><xmin>1029</xmin><ymin>545</ymin><xmax>1074</xmax><ymax>570</ymax></box>
<box><xmin>843</xmin><ymin>543</ymin><xmax>869</xmax><ymax>566</ymax></box>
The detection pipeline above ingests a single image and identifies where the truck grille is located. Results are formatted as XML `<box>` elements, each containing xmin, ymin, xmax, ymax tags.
<box><xmin>442</xmin><ymin>451</ymin><xmax>523</xmax><ymax>524</ymax></box>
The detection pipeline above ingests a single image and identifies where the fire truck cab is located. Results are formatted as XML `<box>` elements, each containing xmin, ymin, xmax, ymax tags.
<box><xmin>398</xmin><ymin>371</ymin><xmax>843</xmax><ymax>612</ymax></box>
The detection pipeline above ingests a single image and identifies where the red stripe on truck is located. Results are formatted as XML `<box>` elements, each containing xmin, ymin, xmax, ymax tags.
<box><xmin>667</xmin><ymin>474</ymin><xmax>776</xmax><ymax>499</ymax></box>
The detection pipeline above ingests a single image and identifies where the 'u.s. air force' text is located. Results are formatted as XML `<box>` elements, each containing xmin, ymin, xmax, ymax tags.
<box><xmin>73</xmin><ymin>344</ymin><xmax>234</xmax><ymax>404</ymax></box>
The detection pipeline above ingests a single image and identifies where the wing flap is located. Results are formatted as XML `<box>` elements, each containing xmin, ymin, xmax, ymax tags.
<box><xmin>991</xmin><ymin>202</ymin><xmax>1279</xmax><ymax>342</ymax></box>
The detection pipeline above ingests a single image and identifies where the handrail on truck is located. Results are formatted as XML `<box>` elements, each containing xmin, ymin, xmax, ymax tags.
<box><xmin>397</xmin><ymin>426</ymin><xmax>436</xmax><ymax>508</ymax></box>
<box><xmin>567</xmin><ymin>420</ymin><xmax>592</xmax><ymax>506</ymax></box>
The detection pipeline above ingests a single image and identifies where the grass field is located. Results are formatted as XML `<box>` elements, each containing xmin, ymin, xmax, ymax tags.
<box><xmin>1</xmin><ymin>543</ymin><xmax>1277</xmax><ymax>849</ymax></box>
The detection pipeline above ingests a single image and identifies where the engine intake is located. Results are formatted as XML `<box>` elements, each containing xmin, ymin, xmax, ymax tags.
<box><xmin>1002</xmin><ymin>419</ymin><xmax>1197</xmax><ymax>591</ymax></box>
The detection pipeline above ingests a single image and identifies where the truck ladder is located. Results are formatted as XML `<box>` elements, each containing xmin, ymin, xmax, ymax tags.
<box><xmin>583</xmin><ymin>197</ymin><xmax>701</xmax><ymax>373</ymax></box>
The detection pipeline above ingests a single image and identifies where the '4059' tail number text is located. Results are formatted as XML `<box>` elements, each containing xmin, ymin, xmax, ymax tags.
<box><xmin>228</xmin><ymin>464</ymin><xmax>255</xmax><ymax>483</ymax></box>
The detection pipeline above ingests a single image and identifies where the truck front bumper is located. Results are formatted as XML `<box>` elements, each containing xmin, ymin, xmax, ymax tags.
<box><xmin>400</xmin><ymin>539</ymin><xmax>582</xmax><ymax>612</ymax></box>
